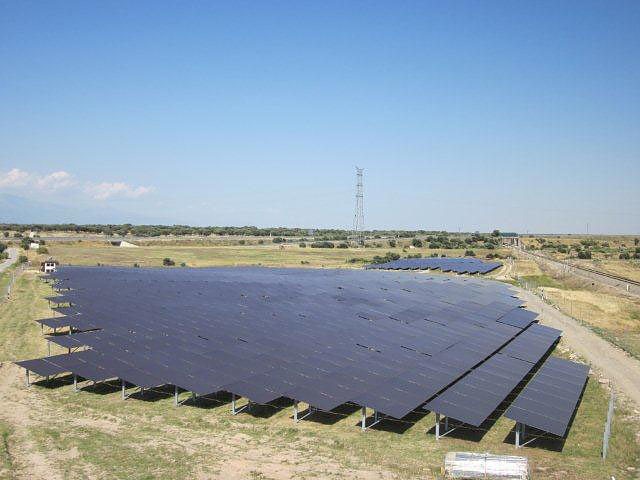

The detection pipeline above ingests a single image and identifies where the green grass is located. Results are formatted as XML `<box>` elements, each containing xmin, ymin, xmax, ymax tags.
<box><xmin>1</xmin><ymin>272</ymin><xmax>639</xmax><ymax>479</ymax></box>
<box><xmin>517</xmin><ymin>274</ymin><xmax>564</xmax><ymax>289</ymax></box>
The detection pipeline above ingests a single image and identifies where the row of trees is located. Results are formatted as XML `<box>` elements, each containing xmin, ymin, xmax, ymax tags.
<box><xmin>0</xmin><ymin>223</ymin><xmax>503</xmax><ymax>241</ymax></box>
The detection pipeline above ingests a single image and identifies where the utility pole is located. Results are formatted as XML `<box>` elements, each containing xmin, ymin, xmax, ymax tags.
<box><xmin>353</xmin><ymin>167</ymin><xmax>365</xmax><ymax>247</ymax></box>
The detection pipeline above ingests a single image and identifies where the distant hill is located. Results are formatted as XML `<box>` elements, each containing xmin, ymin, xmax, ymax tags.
<box><xmin>0</xmin><ymin>193</ymin><xmax>167</xmax><ymax>224</ymax></box>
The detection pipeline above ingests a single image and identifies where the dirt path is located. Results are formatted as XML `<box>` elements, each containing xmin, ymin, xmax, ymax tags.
<box><xmin>0</xmin><ymin>363</ymin><xmax>64</xmax><ymax>480</ymax></box>
<box><xmin>0</xmin><ymin>248</ymin><xmax>18</xmax><ymax>274</ymax></box>
<box><xmin>518</xmin><ymin>288</ymin><xmax>640</xmax><ymax>406</ymax></box>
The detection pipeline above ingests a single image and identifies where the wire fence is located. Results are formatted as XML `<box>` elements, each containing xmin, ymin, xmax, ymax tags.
<box><xmin>1</xmin><ymin>263</ymin><xmax>27</xmax><ymax>301</ymax></box>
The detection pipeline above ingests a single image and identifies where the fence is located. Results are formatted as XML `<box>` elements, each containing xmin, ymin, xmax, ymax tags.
<box><xmin>2</xmin><ymin>263</ymin><xmax>26</xmax><ymax>301</ymax></box>
<box><xmin>602</xmin><ymin>391</ymin><xmax>615</xmax><ymax>460</ymax></box>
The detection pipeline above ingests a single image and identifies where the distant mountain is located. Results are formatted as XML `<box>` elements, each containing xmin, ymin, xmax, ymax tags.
<box><xmin>0</xmin><ymin>193</ymin><xmax>169</xmax><ymax>224</ymax></box>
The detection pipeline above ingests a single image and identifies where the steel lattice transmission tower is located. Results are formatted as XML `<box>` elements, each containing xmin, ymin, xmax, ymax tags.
<box><xmin>353</xmin><ymin>167</ymin><xmax>365</xmax><ymax>246</ymax></box>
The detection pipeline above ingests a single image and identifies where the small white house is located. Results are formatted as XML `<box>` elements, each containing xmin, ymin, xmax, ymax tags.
<box><xmin>30</xmin><ymin>242</ymin><xmax>41</xmax><ymax>250</ymax></box>
<box><xmin>40</xmin><ymin>258</ymin><xmax>58</xmax><ymax>273</ymax></box>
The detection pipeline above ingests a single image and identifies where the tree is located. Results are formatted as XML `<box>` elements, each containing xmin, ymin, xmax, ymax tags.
<box><xmin>388</xmin><ymin>239</ymin><xmax>396</xmax><ymax>248</ymax></box>
<box><xmin>491</xmin><ymin>229</ymin><xmax>500</xmax><ymax>237</ymax></box>
<box><xmin>18</xmin><ymin>255</ymin><xmax>28</xmax><ymax>263</ymax></box>
<box><xmin>162</xmin><ymin>257</ymin><xmax>175</xmax><ymax>266</ymax></box>
<box><xmin>299</xmin><ymin>242</ymin><xmax>306</xmax><ymax>248</ymax></box>
<box><xmin>411</xmin><ymin>238</ymin><xmax>423</xmax><ymax>248</ymax></box>
<box><xmin>465</xmin><ymin>250</ymin><xmax>476</xmax><ymax>257</ymax></box>
<box><xmin>20</xmin><ymin>238</ymin><xmax>31</xmax><ymax>250</ymax></box>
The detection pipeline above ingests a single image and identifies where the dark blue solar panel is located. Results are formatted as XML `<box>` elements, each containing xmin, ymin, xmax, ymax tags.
<box><xmin>16</xmin><ymin>265</ymin><xmax>547</xmax><ymax>419</ymax></box>
<box><xmin>504</xmin><ymin>357</ymin><xmax>589</xmax><ymax>436</ymax></box>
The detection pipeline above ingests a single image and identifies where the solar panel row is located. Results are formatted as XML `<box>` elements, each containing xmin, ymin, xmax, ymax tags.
<box><xmin>423</xmin><ymin>324</ymin><xmax>561</xmax><ymax>426</ymax></box>
<box><xmin>366</xmin><ymin>258</ymin><xmax>502</xmax><ymax>274</ymax></box>
<box><xmin>20</xmin><ymin>266</ymin><xmax>532</xmax><ymax>420</ymax></box>
<box><xmin>504</xmin><ymin>357</ymin><xmax>589</xmax><ymax>437</ymax></box>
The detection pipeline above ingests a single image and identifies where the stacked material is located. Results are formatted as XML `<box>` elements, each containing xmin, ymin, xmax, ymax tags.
<box><xmin>444</xmin><ymin>452</ymin><xmax>529</xmax><ymax>479</ymax></box>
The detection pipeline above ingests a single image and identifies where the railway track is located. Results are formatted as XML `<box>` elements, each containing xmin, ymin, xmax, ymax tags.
<box><xmin>521</xmin><ymin>250</ymin><xmax>640</xmax><ymax>289</ymax></box>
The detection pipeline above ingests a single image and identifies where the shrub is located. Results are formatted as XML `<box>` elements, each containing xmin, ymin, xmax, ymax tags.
<box><xmin>162</xmin><ymin>257</ymin><xmax>175</xmax><ymax>266</ymax></box>
<box><xmin>388</xmin><ymin>239</ymin><xmax>396</xmax><ymax>248</ymax></box>
<box><xmin>577</xmin><ymin>251</ymin><xmax>592</xmax><ymax>259</ymax></box>
<box><xmin>238</xmin><ymin>240</ymin><xmax>245</xmax><ymax>245</ymax></box>
<box><xmin>180</xmin><ymin>262</ymin><xmax>186</xmax><ymax>267</ymax></box>
<box><xmin>337</xmin><ymin>243</ymin><xmax>348</xmax><ymax>249</ymax></box>
<box><xmin>411</xmin><ymin>238</ymin><xmax>423</xmax><ymax>248</ymax></box>
<box><xmin>406</xmin><ymin>253</ymin><xmax>422</xmax><ymax>258</ymax></box>
<box><xmin>0</xmin><ymin>242</ymin><xmax>6</xmax><ymax>253</ymax></box>
<box><xmin>20</xmin><ymin>238</ymin><xmax>31</xmax><ymax>250</ymax></box>
<box><xmin>310</xmin><ymin>241</ymin><xmax>334</xmax><ymax>248</ymax></box>
<box><xmin>272</xmin><ymin>237</ymin><xmax>285</xmax><ymax>244</ymax></box>
<box><xmin>37</xmin><ymin>246</ymin><xmax>49</xmax><ymax>254</ymax></box>
<box><xmin>619</xmin><ymin>252</ymin><xmax>631</xmax><ymax>260</ymax></box>
<box><xmin>371</xmin><ymin>252</ymin><xmax>400</xmax><ymax>264</ymax></box>
<box><xmin>18</xmin><ymin>255</ymin><xmax>28</xmax><ymax>263</ymax></box>
<box><xmin>346</xmin><ymin>257</ymin><xmax>367</xmax><ymax>264</ymax></box>
<box><xmin>300</xmin><ymin>260</ymin><xmax>310</xmax><ymax>265</ymax></box>
<box><xmin>258</xmin><ymin>239</ymin><xmax>264</xmax><ymax>245</ymax></box>
<box><xmin>299</xmin><ymin>242</ymin><xmax>306</xmax><ymax>248</ymax></box>
<box><xmin>133</xmin><ymin>263</ymin><xmax>140</xmax><ymax>268</ymax></box>
<box><xmin>464</xmin><ymin>250</ymin><xmax>476</xmax><ymax>257</ymax></box>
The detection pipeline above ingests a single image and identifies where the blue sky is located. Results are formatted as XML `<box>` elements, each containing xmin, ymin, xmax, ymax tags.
<box><xmin>1</xmin><ymin>1</ymin><xmax>638</xmax><ymax>233</ymax></box>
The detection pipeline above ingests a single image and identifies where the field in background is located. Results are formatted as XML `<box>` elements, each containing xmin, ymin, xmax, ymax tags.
<box><xmin>520</xmin><ymin>235</ymin><xmax>640</xmax><ymax>283</ymax></box>
<box><xmin>43</xmin><ymin>242</ymin><xmax>510</xmax><ymax>269</ymax></box>
<box><xmin>0</xmin><ymin>271</ymin><xmax>638</xmax><ymax>479</ymax></box>
<box><xmin>510</xmin><ymin>253</ymin><xmax>640</xmax><ymax>361</ymax></box>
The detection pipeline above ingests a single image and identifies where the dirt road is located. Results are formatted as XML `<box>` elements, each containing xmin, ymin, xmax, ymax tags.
<box><xmin>0</xmin><ymin>247</ymin><xmax>18</xmax><ymax>274</ymax></box>
<box><xmin>518</xmin><ymin>287</ymin><xmax>640</xmax><ymax>406</ymax></box>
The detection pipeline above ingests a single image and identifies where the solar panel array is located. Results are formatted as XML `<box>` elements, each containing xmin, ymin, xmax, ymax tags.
<box><xmin>423</xmin><ymin>324</ymin><xmax>561</xmax><ymax>426</ymax></box>
<box><xmin>19</xmin><ymin>266</ymin><xmax>533</xmax><ymax>419</ymax></box>
<box><xmin>366</xmin><ymin>258</ymin><xmax>502</xmax><ymax>274</ymax></box>
<box><xmin>504</xmin><ymin>357</ymin><xmax>589</xmax><ymax>437</ymax></box>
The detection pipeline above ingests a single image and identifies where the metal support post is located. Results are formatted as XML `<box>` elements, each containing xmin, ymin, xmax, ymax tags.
<box><xmin>174</xmin><ymin>385</ymin><xmax>179</xmax><ymax>407</ymax></box>
<box><xmin>361</xmin><ymin>406</ymin><xmax>367</xmax><ymax>431</ymax></box>
<box><xmin>73</xmin><ymin>374</ymin><xmax>78</xmax><ymax>392</ymax></box>
<box><xmin>515</xmin><ymin>422</ymin><xmax>520</xmax><ymax>448</ymax></box>
<box><xmin>435</xmin><ymin>413</ymin><xmax>440</xmax><ymax>439</ymax></box>
<box><xmin>231</xmin><ymin>393</ymin><xmax>250</xmax><ymax>415</ymax></box>
<box><xmin>25</xmin><ymin>370</ymin><xmax>30</xmax><ymax>387</ymax></box>
<box><xmin>121</xmin><ymin>379</ymin><xmax>126</xmax><ymax>400</ymax></box>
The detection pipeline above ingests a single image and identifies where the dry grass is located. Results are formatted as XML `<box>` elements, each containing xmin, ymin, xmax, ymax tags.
<box><xmin>44</xmin><ymin>243</ymin><xmax>509</xmax><ymax>269</ymax></box>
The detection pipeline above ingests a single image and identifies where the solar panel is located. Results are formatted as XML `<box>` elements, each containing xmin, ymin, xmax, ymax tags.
<box><xmin>504</xmin><ymin>357</ymin><xmax>589</xmax><ymax>437</ymax></box>
<box><xmin>366</xmin><ymin>258</ymin><xmax>502</xmax><ymax>274</ymax></box>
<box><xmin>423</xmin><ymin>321</ymin><xmax>560</xmax><ymax>426</ymax></box>
<box><xmin>19</xmin><ymin>266</ymin><xmax>546</xmax><ymax>420</ymax></box>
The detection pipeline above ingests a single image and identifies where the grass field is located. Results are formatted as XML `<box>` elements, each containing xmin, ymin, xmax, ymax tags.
<box><xmin>511</xmin><ymin>253</ymin><xmax>640</xmax><ymax>361</ymax></box>
<box><xmin>44</xmin><ymin>242</ymin><xmax>510</xmax><ymax>269</ymax></box>
<box><xmin>0</xmin><ymin>270</ymin><xmax>639</xmax><ymax>479</ymax></box>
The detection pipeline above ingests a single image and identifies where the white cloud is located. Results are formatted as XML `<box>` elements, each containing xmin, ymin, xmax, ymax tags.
<box><xmin>0</xmin><ymin>168</ymin><xmax>30</xmax><ymax>187</ymax></box>
<box><xmin>35</xmin><ymin>171</ymin><xmax>75</xmax><ymax>190</ymax></box>
<box><xmin>1</xmin><ymin>166</ymin><xmax>153</xmax><ymax>202</ymax></box>
<box><xmin>86</xmin><ymin>182</ymin><xmax>153</xmax><ymax>200</ymax></box>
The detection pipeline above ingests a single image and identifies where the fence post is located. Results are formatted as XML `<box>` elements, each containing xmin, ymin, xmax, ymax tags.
<box><xmin>602</xmin><ymin>391</ymin><xmax>615</xmax><ymax>460</ymax></box>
